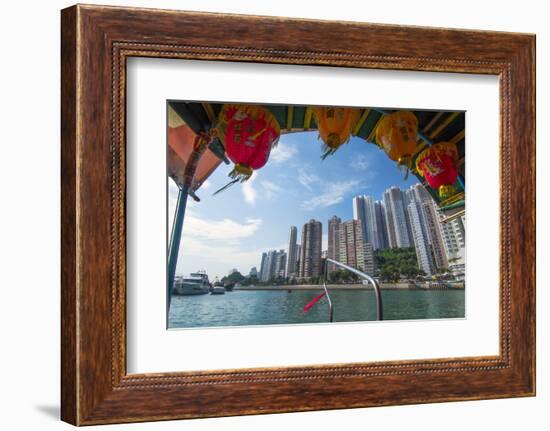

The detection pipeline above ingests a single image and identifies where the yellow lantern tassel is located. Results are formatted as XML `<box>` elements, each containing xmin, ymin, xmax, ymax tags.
<box><xmin>439</xmin><ymin>185</ymin><xmax>455</xmax><ymax>199</ymax></box>
<box><xmin>213</xmin><ymin>164</ymin><xmax>254</xmax><ymax>195</ymax></box>
<box><xmin>314</xmin><ymin>107</ymin><xmax>360</xmax><ymax>156</ymax></box>
<box><xmin>397</xmin><ymin>155</ymin><xmax>413</xmax><ymax>180</ymax></box>
<box><xmin>228</xmin><ymin>163</ymin><xmax>254</xmax><ymax>181</ymax></box>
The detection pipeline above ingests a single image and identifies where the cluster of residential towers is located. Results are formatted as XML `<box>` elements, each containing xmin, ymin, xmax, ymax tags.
<box><xmin>257</xmin><ymin>184</ymin><xmax>466</xmax><ymax>282</ymax></box>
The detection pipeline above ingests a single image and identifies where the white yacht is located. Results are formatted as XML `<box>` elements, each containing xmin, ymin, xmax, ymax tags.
<box><xmin>173</xmin><ymin>273</ymin><xmax>210</xmax><ymax>295</ymax></box>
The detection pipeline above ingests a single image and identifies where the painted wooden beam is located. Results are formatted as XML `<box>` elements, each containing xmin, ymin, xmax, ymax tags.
<box><xmin>367</xmin><ymin>114</ymin><xmax>384</xmax><ymax>142</ymax></box>
<box><xmin>429</xmin><ymin>111</ymin><xmax>460</xmax><ymax>139</ymax></box>
<box><xmin>303</xmin><ymin>107</ymin><xmax>313</xmax><ymax>130</ymax></box>
<box><xmin>416</xmin><ymin>111</ymin><xmax>443</xmax><ymax>144</ymax></box>
<box><xmin>286</xmin><ymin>106</ymin><xmax>294</xmax><ymax>130</ymax></box>
<box><xmin>201</xmin><ymin>102</ymin><xmax>216</xmax><ymax>123</ymax></box>
<box><xmin>353</xmin><ymin>109</ymin><xmax>370</xmax><ymax>135</ymax></box>
<box><xmin>449</xmin><ymin>129</ymin><xmax>465</xmax><ymax>145</ymax></box>
<box><xmin>422</xmin><ymin>111</ymin><xmax>444</xmax><ymax>134</ymax></box>
<box><xmin>439</xmin><ymin>192</ymin><xmax>465</xmax><ymax>208</ymax></box>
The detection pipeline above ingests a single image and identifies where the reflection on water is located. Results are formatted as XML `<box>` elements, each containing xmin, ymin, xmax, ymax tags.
<box><xmin>168</xmin><ymin>289</ymin><xmax>465</xmax><ymax>329</ymax></box>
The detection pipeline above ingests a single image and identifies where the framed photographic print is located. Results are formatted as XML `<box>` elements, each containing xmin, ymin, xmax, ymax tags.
<box><xmin>61</xmin><ymin>4</ymin><xmax>535</xmax><ymax>425</ymax></box>
<box><xmin>163</xmin><ymin>102</ymin><xmax>466</xmax><ymax>331</ymax></box>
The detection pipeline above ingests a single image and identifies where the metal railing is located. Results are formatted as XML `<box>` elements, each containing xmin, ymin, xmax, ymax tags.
<box><xmin>324</xmin><ymin>258</ymin><xmax>384</xmax><ymax>321</ymax></box>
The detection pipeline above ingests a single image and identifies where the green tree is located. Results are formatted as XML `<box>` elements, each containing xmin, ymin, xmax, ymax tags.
<box><xmin>240</xmin><ymin>275</ymin><xmax>258</xmax><ymax>286</ymax></box>
<box><xmin>221</xmin><ymin>271</ymin><xmax>245</xmax><ymax>284</ymax></box>
<box><xmin>374</xmin><ymin>247</ymin><xmax>420</xmax><ymax>281</ymax></box>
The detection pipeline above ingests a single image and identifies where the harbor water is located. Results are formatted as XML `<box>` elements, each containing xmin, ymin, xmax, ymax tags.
<box><xmin>168</xmin><ymin>288</ymin><xmax>465</xmax><ymax>329</ymax></box>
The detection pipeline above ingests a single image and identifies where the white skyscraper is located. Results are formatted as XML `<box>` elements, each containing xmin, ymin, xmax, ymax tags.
<box><xmin>261</xmin><ymin>251</ymin><xmax>276</xmax><ymax>282</ymax></box>
<box><xmin>299</xmin><ymin>219</ymin><xmax>323</xmax><ymax>280</ymax></box>
<box><xmin>259</xmin><ymin>252</ymin><xmax>268</xmax><ymax>281</ymax></box>
<box><xmin>327</xmin><ymin>216</ymin><xmax>341</xmax><ymax>273</ymax></box>
<box><xmin>352</xmin><ymin>195</ymin><xmax>388</xmax><ymax>250</ymax></box>
<box><xmin>286</xmin><ymin>226</ymin><xmax>298</xmax><ymax>278</ymax></box>
<box><xmin>408</xmin><ymin>184</ymin><xmax>448</xmax><ymax>269</ymax></box>
<box><xmin>383</xmin><ymin>187</ymin><xmax>412</xmax><ymax>248</ymax></box>
<box><xmin>383</xmin><ymin>192</ymin><xmax>397</xmax><ymax>248</ymax></box>
<box><xmin>274</xmin><ymin>250</ymin><xmax>287</xmax><ymax>278</ymax></box>
<box><xmin>438</xmin><ymin>212</ymin><xmax>466</xmax><ymax>278</ymax></box>
<box><xmin>260</xmin><ymin>249</ymin><xmax>287</xmax><ymax>282</ymax></box>
<box><xmin>375</xmin><ymin>200</ymin><xmax>389</xmax><ymax>250</ymax></box>
<box><xmin>408</xmin><ymin>199</ymin><xmax>435</xmax><ymax>276</ymax></box>
<box><xmin>452</xmin><ymin>216</ymin><xmax>466</xmax><ymax>249</ymax></box>
<box><xmin>364</xmin><ymin>195</ymin><xmax>380</xmax><ymax>250</ymax></box>
<box><xmin>421</xmin><ymin>199</ymin><xmax>449</xmax><ymax>270</ymax></box>
<box><xmin>352</xmin><ymin>196</ymin><xmax>368</xmax><ymax>241</ymax></box>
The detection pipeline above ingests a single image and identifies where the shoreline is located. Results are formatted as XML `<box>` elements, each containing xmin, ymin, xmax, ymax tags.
<box><xmin>234</xmin><ymin>283</ymin><xmax>465</xmax><ymax>291</ymax></box>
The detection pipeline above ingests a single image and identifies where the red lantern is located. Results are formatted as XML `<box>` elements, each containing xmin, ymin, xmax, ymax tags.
<box><xmin>416</xmin><ymin>142</ymin><xmax>459</xmax><ymax>198</ymax></box>
<box><xmin>217</xmin><ymin>104</ymin><xmax>280</xmax><ymax>182</ymax></box>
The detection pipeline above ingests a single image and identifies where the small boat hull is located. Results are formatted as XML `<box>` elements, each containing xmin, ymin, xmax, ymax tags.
<box><xmin>210</xmin><ymin>287</ymin><xmax>226</xmax><ymax>295</ymax></box>
<box><xmin>173</xmin><ymin>281</ymin><xmax>209</xmax><ymax>295</ymax></box>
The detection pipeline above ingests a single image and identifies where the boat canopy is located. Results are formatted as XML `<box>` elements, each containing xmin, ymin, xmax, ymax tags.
<box><xmin>167</xmin><ymin>102</ymin><xmax>465</xmax><ymax>211</ymax></box>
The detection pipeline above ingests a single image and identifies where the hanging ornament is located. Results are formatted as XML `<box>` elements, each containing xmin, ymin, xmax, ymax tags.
<box><xmin>415</xmin><ymin>142</ymin><xmax>459</xmax><ymax>198</ymax></box>
<box><xmin>375</xmin><ymin>110</ymin><xmax>419</xmax><ymax>169</ymax></box>
<box><xmin>314</xmin><ymin>107</ymin><xmax>360</xmax><ymax>158</ymax></box>
<box><xmin>214</xmin><ymin>104</ymin><xmax>280</xmax><ymax>194</ymax></box>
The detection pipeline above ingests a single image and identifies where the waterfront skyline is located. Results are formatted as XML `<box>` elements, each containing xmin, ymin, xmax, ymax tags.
<box><xmin>253</xmin><ymin>182</ymin><xmax>466</xmax><ymax>282</ymax></box>
<box><xmin>170</xmin><ymin>176</ymin><xmax>465</xmax><ymax>281</ymax></box>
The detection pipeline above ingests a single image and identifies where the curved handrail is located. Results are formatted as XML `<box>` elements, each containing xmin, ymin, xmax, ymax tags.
<box><xmin>325</xmin><ymin>258</ymin><xmax>383</xmax><ymax>321</ymax></box>
<box><xmin>321</xmin><ymin>272</ymin><xmax>334</xmax><ymax>323</ymax></box>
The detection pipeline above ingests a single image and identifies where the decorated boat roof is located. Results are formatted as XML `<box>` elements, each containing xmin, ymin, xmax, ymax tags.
<box><xmin>167</xmin><ymin>101</ymin><xmax>465</xmax><ymax>212</ymax></box>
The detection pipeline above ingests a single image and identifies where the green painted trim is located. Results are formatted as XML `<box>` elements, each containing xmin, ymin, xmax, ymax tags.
<box><xmin>439</xmin><ymin>200</ymin><xmax>465</xmax><ymax>211</ymax></box>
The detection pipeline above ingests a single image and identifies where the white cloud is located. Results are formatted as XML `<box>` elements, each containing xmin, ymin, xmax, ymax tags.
<box><xmin>241</xmin><ymin>173</ymin><xmax>257</xmax><ymax>205</ymax></box>
<box><xmin>350</xmin><ymin>154</ymin><xmax>370</xmax><ymax>171</ymax></box>
<box><xmin>184</xmin><ymin>215</ymin><xmax>262</xmax><ymax>241</ymax></box>
<box><xmin>261</xmin><ymin>180</ymin><xmax>282</xmax><ymax>192</ymax></box>
<box><xmin>297</xmin><ymin>169</ymin><xmax>320</xmax><ymax>190</ymax></box>
<box><xmin>270</xmin><ymin>140</ymin><xmax>297</xmax><ymax>163</ymax></box>
<box><xmin>261</xmin><ymin>180</ymin><xmax>283</xmax><ymax>199</ymax></box>
<box><xmin>177</xmin><ymin>236</ymin><xmax>262</xmax><ymax>278</ymax></box>
<box><xmin>301</xmin><ymin>180</ymin><xmax>361</xmax><ymax>210</ymax></box>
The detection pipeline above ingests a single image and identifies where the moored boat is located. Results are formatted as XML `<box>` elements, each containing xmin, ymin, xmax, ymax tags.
<box><xmin>173</xmin><ymin>270</ymin><xmax>210</xmax><ymax>295</ymax></box>
<box><xmin>210</xmin><ymin>285</ymin><xmax>226</xmax><ymax>295</ymax></box>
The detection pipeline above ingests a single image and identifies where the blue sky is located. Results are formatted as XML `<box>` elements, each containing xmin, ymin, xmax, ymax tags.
<box><xmin>168</xmin><ymin>132</ymin><xmax>420</xmax><ymax>280</ymax></box>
